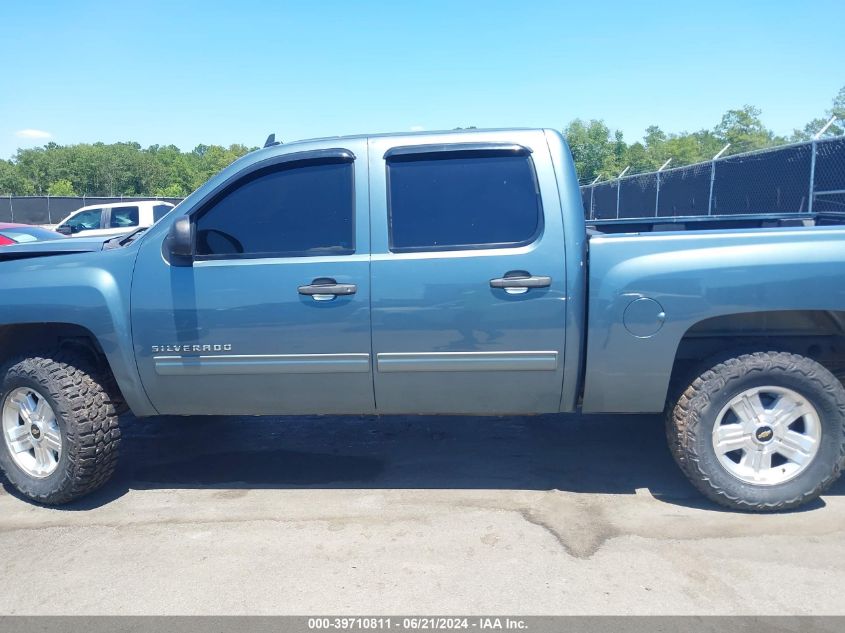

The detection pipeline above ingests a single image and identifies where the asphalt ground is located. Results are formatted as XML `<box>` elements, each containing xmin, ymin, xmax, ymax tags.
<box><xmin>1</xmin><ymin>412</ymin><xmax>843</xmax><ymax>615</ymax></box>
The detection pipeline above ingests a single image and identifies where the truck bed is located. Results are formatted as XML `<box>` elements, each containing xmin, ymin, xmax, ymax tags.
<box><xmin>587</xmin><ymin>210</ymin><xmax>845</xmax><ymax>234</ymax></box>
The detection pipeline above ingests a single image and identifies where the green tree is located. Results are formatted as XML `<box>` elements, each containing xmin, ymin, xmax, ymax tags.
<box><xmin>643</xmin><ymin>125</ymin><xmax>667</xmax><ymax>161</ymax></box>
<box><xmin>714</xmin><ymin>105</ymin><xmax>778</xmax><ymax>153</ymax></box>
<box><xmin>4</xmin><ymin>141</ymin><xmax>253</xmax><ymax>197</ymax></box>
<box><xmin>832</xmin><ymin>86</ymin><xmax>845</xmax><ymax>122</ymax></box>
<box><xmin>153</xmin><ymin>183</ymin><xmax>187</xmax><ymax>197</ymax></box>
<box><xmin>0</xmin><ymin>159</ymin><xmax>34</xmax><ymax>195</ymax></box>
<box><xmin>563</xmin><ymin>119</ymin><xmax>619</xmax><ymax>182</ymax></box>
<box><xmin>662</xmin><ymin>130</ymin><xmax>723</xmax><ymax>165</ymax></box>
<box><xmin>792</xmin><ymin>85</ymin><xmax>845</xmax><ymax>140</ymax></box>
<box><xmin>564</xmin><ymin>103</ymin><xmax>789</xmax><ymax>181</ymax></box>
<box><xmin>47</xmin><ymin>179</ymin><xmax>76</xmax><ymax>196</ymax></box>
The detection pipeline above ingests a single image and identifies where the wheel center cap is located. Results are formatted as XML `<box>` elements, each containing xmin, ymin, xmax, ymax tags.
<box><xmin>29</xmin><ymin>424</ymin><xmax>42</xmax><ymax>441</ymax></box>
<box><xmin>755</xmin><ymin>425</ymin><xmax>774</xmax><ymax>443</ymax></box>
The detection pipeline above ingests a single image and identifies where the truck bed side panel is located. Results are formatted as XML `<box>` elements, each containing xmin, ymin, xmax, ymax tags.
<box><xmin>582</xmin><ymin>227</ymin><xmax>845</xmax><ymax>413</ymax></box>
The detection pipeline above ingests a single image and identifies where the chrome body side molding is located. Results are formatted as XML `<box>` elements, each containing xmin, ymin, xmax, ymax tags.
<box><xmin>376</xmin><ymin>351</ymin><xmax>558</xmax><ymax>373</ymax></box>
<box><xmin>154</xmin><ymin>353</ymin><xmax>371</xmax><ymax>376</ymax></box>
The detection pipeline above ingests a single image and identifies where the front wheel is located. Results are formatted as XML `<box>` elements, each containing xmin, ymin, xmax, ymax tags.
<box><xmin>667</xmin><ymin>351</ymin><xmax>845</xmax><ymax>512</ymax></box>
<box><xmin>0</xmin><ymin>352</ymin><xmax>121</xmax><ymax>505</ymax></box>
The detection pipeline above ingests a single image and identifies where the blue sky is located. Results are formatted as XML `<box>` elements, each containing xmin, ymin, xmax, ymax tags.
<box><xmin>1</xmin><ymin>0</ymin><xmax>842</xmax><ymax>160</ymax></box>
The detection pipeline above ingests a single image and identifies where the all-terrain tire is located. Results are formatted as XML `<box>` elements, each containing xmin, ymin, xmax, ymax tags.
<box><xmin>0</xmin><ymin>351</ymin><xmax>121</xmax><ymax>505</ymax></box>
<box><xmin>667</xmin><ymin>351</ymin><xmax>845</xmax><ymax>512</ymax></box>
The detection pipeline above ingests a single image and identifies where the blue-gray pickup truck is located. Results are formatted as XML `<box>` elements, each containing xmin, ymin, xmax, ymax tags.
<box><xmin>1</xmin><ymin>128</ymin><xmax>844</xmax><ymax>511</ymax></box>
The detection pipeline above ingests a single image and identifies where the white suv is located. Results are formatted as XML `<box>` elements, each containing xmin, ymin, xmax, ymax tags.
<box><xmin>55</xmin><ymin>200</ymin><xmax>175</xmax><ymax>238</ymax></box>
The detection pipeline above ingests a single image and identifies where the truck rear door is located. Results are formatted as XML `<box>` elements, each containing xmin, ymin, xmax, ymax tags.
<box><xmin>368</xmin><ymin>131</ymin><xmax>568</xmax><ymax>414</ymax></box>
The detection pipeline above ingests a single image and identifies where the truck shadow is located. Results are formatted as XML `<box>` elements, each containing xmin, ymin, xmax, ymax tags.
<box><xmin>4</xmin><ymin>412</ymin><xmax>843</xmax><ymax>511</ymax></box>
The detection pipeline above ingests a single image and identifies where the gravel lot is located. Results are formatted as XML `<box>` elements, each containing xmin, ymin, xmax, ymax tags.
<box><xmin>1</xmin><ymin>411</ymin><xmax>844</xmax><ymax>615</ymax></box>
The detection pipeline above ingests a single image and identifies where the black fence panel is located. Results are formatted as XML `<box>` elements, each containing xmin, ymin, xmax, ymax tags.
<box><xmin>813</xmin><ymin>137</ymin><xmax>845</xmax><ymax>213</ymax></box>
<box><xmin>580</xmin><ymin>137</ymin><xmax>845</xmax><ymax>221</ymax></box>
<box><xmin>0</xmin><ymin>197</ymin><xmax>12</xmax><ymax>222</ymax></box>
<box><xmin>81</xmin><ymin>197</ymin><xmax>127</xmax><ymax>207</ymax></box>
<box><xmin>815</xmin><ymin>193</ymin><xmax>845</xmax><ymax>213</ymax></box>
<box><xmin>46</xmin><ymin>197</ymin><xmax>88</xmax><ymax>222</ymax></box>
<box><xmin>618</xmin><ymin>173</ymin><xmax>658</xmax><ymax>218</ymax></box>
<box><xmin>814</xmin><ymin>137</ymin><xmax>845</xmax><ymax>192</ymax></box>
<box><xmin>580</xmin><ymin>188</ymin><xmax>592</xmax><ymax>217</ymax></box>
<box><xmin>10</xmin><ymin>198</ymin><xmax>51</xmax><ymax>224</ymax></box>
<box><xmin>712</xmin><ymin>144</ymin><xmax>812</xmax><ymax>214</ymax></box>
<box><xmin>657</xmin><ymin>163</ymin><xmax>712</xmax><ymax>217</ymax></box>
<box><xmin>591</xmin><ymin>181</ymin><xmax>619</xmax><ymax>219</ymax></box>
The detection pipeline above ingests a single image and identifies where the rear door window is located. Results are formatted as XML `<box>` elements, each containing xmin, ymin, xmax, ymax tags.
<box><xmin>109</xmin><ymin>206</ymin><xmax>140</xmax><ymax>228</ymax></box>
<box><xmin>386</xmin><ymin>151</ymin><xmax>542</xmax><ymax>252</ymax></box>
<box><xmin>152</xmin><ymin>204</ymin><xmax>173</xmax><ymax>222</ymax></box>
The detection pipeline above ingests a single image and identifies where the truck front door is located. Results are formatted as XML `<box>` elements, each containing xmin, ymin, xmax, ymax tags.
<box><xmin>131</xmin><ymin>141</ymin><xmax>374</xmax><ymax>415</ymax></box>
<box><xmin>368</xmin><ymin>132</ymin><xmax>568</xmax><ymax>414</ymax></box>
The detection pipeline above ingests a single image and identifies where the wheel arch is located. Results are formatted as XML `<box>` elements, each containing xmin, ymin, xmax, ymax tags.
<box><xmin>0</xmin><ymin>322</ymin><xmax>152</xmax><ymax>416</ymax></box>
<box><xmin>582</xmin><ymin>308</ymin><xmax>845</xmax><ymax>414</ymax></box>
<box><xmin>670</xmin><ymin>309</ymin><xmax>845</xmax><ymax>393</ymax></box>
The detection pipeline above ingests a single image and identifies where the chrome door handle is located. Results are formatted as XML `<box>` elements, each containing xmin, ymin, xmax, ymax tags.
<box><xmin>298</xmin><ymin>278</ymin><xmax>357</xmax><ymax>301</ymax></box>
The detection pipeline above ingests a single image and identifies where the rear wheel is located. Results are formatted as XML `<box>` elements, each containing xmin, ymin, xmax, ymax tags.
<box><xmin>667</xmin><ymin>351</ymin><xmax>845</xmax><ymax>511</ymax></box>
<box><xmin>0</xmin><ymin>352</ymin><xmax>121</xmax><ymax>505</ymax></box>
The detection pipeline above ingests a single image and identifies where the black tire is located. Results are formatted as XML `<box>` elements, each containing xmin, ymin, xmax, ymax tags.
<box><xmin>667</xmin><ymin>351</ymin><xmax>845</xmax><ymax>512</ymax></box>
<box><xmin>0</xmin><ymin>351</ymin><xmax>121</xmax><ymax>505</ymax></box>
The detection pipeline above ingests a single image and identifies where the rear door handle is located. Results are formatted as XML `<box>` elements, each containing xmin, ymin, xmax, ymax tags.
<box><xmin>298</xmin><ymin>278</ymin><xmax>357</xmax><ymax>301</ymax></box>
<box><xmin>490</xmin><ymin>274</ymin><xmax>552</xmax><ymax>292</ymax></box>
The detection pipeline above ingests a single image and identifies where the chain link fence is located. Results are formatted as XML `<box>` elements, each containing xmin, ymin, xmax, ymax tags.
<box><xmin>814</xmin><ymin>138</ymin><xmax>845</xmax><ymax>213</ymax></box>
<box><xmin>581</xmin><ymin>135</ymin><xmax>845</xmax><ymax>220</ymax></box>
<box><xmin>0</xmin><ymin>196</ymin><xmax>184</xmax><ymax>225</ymax></box>
<box><xmin>657</xmin><ymin>161</ymin><xmax>711</xmax><ymax>217</ymax></box>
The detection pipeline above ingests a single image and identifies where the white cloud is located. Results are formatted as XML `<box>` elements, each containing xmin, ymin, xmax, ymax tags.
<box><xmin>410</xmin><ymin>125</ymin><xmax>425</xmax><ymax>132</ymax></box>
<box><xmin>15</xmin><ymin>129</ymin><xmax>52</xmax><ymax>139</ymax></box>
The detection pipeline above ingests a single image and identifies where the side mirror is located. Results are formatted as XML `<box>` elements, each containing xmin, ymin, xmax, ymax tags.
<box><xmin>57</xmin><ymin>225</ymin><xmax>72</xmax><ymax>236</ymax></box>
<box><xmin>165</xmin><ymin>216</ymin><xmax>194</xmax><ymax>266</ymax></box>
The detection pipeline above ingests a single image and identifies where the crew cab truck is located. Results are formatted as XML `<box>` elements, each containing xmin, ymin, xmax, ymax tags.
<box><xmin>1</xmin><ymin>128</ymin><xmax>844</xmax><ymax>511</ymax></box>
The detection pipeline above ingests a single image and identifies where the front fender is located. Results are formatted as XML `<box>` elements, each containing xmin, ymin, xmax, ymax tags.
<box><xmin>0</xmin><ymin>246</ymin><xmax>156</xmax><ymax>416</ymax></box>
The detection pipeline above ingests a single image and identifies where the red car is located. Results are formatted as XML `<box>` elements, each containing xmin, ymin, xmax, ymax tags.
<box><xmin>0</xmin><ymin>223</ymin><xmax>66</xmax><ymax>246</ymax></box>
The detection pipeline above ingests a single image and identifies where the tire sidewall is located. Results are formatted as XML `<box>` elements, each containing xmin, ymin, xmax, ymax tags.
<box><xmin>692</xmin><ymin>361</ymin><xmax>844</xmax><ymax>507</ymax></box>
<box><xmin>0</xmin><ymin>371</ymin><xmax>72</xmax><ymax>500</ymax></box>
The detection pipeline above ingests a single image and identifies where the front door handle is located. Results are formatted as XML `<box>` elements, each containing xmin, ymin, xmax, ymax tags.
<box><xmin>298</xmin><ymin>278</ymin><xmax>357</xmax><ymax>301</ymax></box>
<box><xmin>490</xmin><ymin>273</ymin><xmax>552</xmax><ymax>294</ymax></box>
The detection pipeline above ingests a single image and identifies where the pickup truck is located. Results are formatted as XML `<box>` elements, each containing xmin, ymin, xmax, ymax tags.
<box><xmin>0</xmin><ymin>128</ymin><xmax>843</xmax><ymax>512</ymax></box>
<box><xmin>52</xmin><ymin>200</ymin><xmax>175</xmax><ymax>238</ymax></box>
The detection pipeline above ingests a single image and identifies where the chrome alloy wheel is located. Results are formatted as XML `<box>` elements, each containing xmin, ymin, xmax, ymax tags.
<box><xmin>712</xmin><ymin>386</ymin><xmax>822</xmax><ymax>486</ymax></box>
<box><xmin>2</xmin><ymin>387</ymin><xmax>62</xmax><ymax>478</ymax></box>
